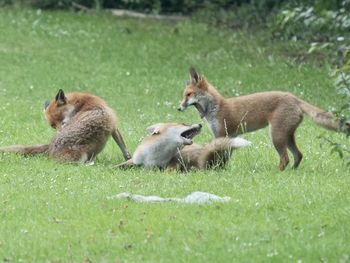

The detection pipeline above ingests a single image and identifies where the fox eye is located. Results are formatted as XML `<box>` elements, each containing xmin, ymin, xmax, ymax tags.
<box><xmin>51</xmin><ymin>123</ymin><xmax>56</xmax><ymax>129</ymax></box>
<box><xmin>186</xmin><ymin>92</ymin><xmax>192</xmax><ymax>97</ymax></box>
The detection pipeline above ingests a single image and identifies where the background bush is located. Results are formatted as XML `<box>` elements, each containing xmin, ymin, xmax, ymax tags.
<box><xmin>1</xmin><ymin>0</ymin><xmax>283</xmax><ymax>14</ymax></box>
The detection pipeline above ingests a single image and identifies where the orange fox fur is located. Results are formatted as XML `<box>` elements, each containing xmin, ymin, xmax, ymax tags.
<box><xmin>0</xmin><ymin>89</ymin><xmax>131</xmax><ymax>162</ymax></box>
<box><xmin>178</xmin><ymin>68</ymin><xmax>349</xmax><ymax>171</ymax></box>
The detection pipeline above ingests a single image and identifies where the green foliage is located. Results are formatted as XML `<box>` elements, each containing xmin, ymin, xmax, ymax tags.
<box><xmin>272</xmin><ymin>0</ymin><xmax>350</xmax><ymax>41</ymax></box>
<box><xmin>0</xmin><ymin>0</ymin><xmax>186</xmax><ymax>11</ymax></box>
<box><xmin>0</xmin><ymin>0</ymin><xmax>103</xmax><ymax>9</ymax></box>
<box><xmin>324</xmin><ymin>47</ymin><xmax>350</xmax><ymax>166</ymax></box>
<box><xmin>191</xmin><ymin>0</ymin><xmax>286</xmax><ymax>29</ymax></box>
<box><xmin>1</xmin><ymin>0</ymin><xmax>285</xmax><ymax>15</ymax></box>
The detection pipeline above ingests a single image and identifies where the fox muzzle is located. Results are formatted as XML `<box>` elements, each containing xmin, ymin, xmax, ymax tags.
<box><xmin>177</xmin><ymin>103</ymin><xmax>187</xmax><ymax>112</ymax></box>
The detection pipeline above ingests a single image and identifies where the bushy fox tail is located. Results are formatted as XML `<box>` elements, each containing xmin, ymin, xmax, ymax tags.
<box><xmin>298</xmin><ymin>99</ymin><xmax>350</xmax><ymax>133</ymax></box>
<box><xmin>201</xmin><ymin>137</ymin><xmax>251</xmax><ymax>169</ymax></box>
<box><xmin>0</xmin><ymin>144</ymin><xmax>49</xmax><ymax>155</ymax></box>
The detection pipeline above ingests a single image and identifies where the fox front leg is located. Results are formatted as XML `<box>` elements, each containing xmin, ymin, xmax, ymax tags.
<box><xmin>112</xmin><ymin>129</ymin><xmax>132</xmax><ymax>161</ymax></box>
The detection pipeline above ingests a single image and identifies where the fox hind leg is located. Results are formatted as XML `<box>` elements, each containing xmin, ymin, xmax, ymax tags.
<box><xmin>270</xmin><ymin>129</ymin><xmax>290</xmax><ymax>171</ymax></box>
<box><xmin>51</xmin><ymin>148</ymin><xmax>90</xmax><ymax>163</ymax></box>
<box><xmin>270</xmin><ymin>108</ymin><xmax>303</xmax><ymax>171</ymax></box>
<box><xmin>287</xmin><ymin>133</ymin><xmax>303</xmax><ymax>169</ymax></box>
<box><xmin>286</xmin><ymin>113</ymin><xmax>303</xmax><ymax>169</ymax></box>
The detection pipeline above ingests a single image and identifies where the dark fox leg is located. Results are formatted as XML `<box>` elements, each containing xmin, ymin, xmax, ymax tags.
<box><xmin>0</xmin><ymin>144</ymin><xmax>49</xmax><ymax>155</ymax></box>
<box><xmin>270</xmin><ymin>121</ymin><xmax>290</xmax><ymax>171</ymax></box>
<box><xmin>112</xmin><ymin>129</ymin><xmax>131</xmax><ymax>161</ymax></box>
<box><xmin>270</xmin><ymin>106</ymin><xmax>303</xmax><ymax>171</ymax></box>
<box><xmin>287</xmin><ymin>133</ymin><xmax>303</xmax><ymax>169</ymax></box>
<box><xmin>270</xmin><ymin>133</ymin><xmax>289</xmax><ymax>171</ymax></box>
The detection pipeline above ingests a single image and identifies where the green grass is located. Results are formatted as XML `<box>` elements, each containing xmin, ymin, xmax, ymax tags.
<box><xmin>0</xmin><ymin>8</ymin><xmax>349</xmax><ymax>262</ymax></box>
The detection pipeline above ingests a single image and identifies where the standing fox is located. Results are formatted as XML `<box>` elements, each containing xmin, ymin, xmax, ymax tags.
<box><xmin>116</xmin><ymin>122</ymin><xmax>251</xmax><ymax>170</ymax></box>
<box><xmin>0</xmin><ymin>89</ymin><xmax>131</xmax><ymax>162</ymax></box>
<box><xmin>178</xmin><ymin>68</ymin><xmax>350</xmax><ymax>171</ymax></box>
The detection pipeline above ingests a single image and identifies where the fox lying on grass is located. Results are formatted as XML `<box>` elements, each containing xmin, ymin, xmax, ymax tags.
<box><xmin>178</xmin><ymin>68</ymin><xmax>350</xmax><ymax>171</ymax></box>
<box><xmin>0</xmin><ymin>89</ymin><xmax>131</xmax><ymax>162</ymax></box>
<box><xmin>116</xmin><ymin>123</ymin><xmax>251</xmax><ymax>171</ymax></box>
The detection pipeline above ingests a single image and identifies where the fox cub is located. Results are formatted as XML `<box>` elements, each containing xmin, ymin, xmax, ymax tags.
<box><xmin>116</xmin><ymin>122</ymin><xmax>251</xmax><ymax>170</ymax></box>
<box><xmin>178</xmin><ymin>68</ymin><xmax>350</xmax><ymax>171</ymax></box>
<box><xmin>0</xmin><ymin>89</ymin><xmax>131</xmax><ymax>162</ymax></box>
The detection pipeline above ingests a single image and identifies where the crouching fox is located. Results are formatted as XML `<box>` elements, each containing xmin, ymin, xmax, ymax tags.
<box><xmin>0</xmin><ymin>89</ymin><xmax>131</xmax><ymax>162</ymax></box>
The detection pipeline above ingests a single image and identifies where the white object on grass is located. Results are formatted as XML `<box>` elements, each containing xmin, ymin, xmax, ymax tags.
<box><xmin>108</xmin><ymin>191</ymin><xmax>231</xmax><ymax>204</ymax></box>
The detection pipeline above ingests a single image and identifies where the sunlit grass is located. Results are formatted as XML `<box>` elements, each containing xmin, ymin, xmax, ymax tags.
<box><xmin>0</xmin><ymin>8</ymin><xmax>349</xmax><ymax>262</ymax></box>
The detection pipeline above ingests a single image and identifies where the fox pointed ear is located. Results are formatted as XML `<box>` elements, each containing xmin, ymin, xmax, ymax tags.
<box><xmin>146</xmin><ymin>123</ymin><xmax>162</xmax><ymax>135</ymax></box>
<box><xmin>55</xmin><ymin>89</ymin><xmax>67</xmax><ymax>105</ymax></box>
<box><xmin>44</xmin><ymin>100</ymin><xmax>50</xmax><ymax>110</ymax></box>
<box><xmin>189</xmin><ymin>67</ymin><xmax>202</xmax><ymax>84</ymax></box>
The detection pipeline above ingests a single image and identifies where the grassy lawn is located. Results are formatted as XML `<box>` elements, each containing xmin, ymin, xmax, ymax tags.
<box><xmin>0</xmin><ymin>8</ymin><xmax>349</xmax><ymax>262</ymax></box>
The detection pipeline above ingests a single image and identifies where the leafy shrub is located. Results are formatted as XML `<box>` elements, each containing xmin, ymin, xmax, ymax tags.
<box><xmin>0</xmin><ymin>0</ymin><xmax>101</xmax><ymax>9</ymax></box>
<box><xmin>272</xmin><ymin>0</ymin><xmax>350</xmax><ymax>41</ymax></box>
<box><xmin>319</xmin><ymin>44</ymin><xmax>350</xmax><ymax>167</ymax></box>
<box><xmin>1</xmin><ymin>0</ymin><xmax>285</xmax><ymax>15</ymax></box>
<box><xmin>191</xmin><ymin>0</ymin><xmax>286</xmax><ymax>29</ymax></box>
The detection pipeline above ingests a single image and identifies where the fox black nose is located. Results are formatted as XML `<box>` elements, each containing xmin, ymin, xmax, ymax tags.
<box><xmin>177</xmin><ymin>106</ymin><xmax>182</xmax><ymax>111</ymax></box>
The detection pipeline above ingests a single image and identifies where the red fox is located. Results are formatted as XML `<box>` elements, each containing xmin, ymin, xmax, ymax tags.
<box><xmin>0</xmin><ymin>89</ymin><xmax>131</xmax><ymax>162</ymax></box>
<box><xmin>178</xmin><ymin>68</ymin><xmax>350</xmax><ymax>171</ymax></box>
<box><xmin>116</xmin><ymin>122</ymin><xmax>251</xmax><ymax>170</ymax></box>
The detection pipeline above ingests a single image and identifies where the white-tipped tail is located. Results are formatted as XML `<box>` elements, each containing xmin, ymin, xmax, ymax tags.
<box><xmin>229</xmin><ymin>137</ymin><xmax>252</xmax><ymax>148</ymax></box>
